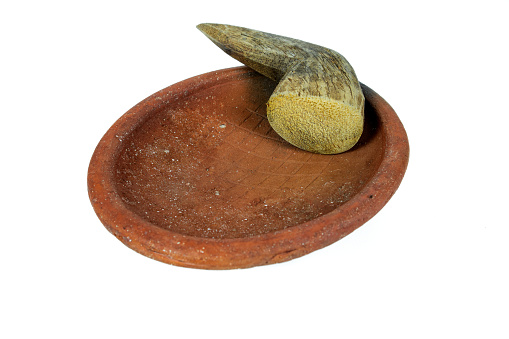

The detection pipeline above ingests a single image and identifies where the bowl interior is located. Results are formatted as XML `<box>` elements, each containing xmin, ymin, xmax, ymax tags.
<box><xmin>113</xmin><ymin>72</ymin><xmax>384</xmax><ymax>239</ymax></box>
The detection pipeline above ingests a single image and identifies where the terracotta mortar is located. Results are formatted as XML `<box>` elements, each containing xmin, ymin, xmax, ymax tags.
<box><xmin>88</xmin><ymin>66</ymin><xmax>409</xmax><ymax>269</ymax></box>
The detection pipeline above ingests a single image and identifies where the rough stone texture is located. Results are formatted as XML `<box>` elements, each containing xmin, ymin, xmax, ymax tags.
<box><xmin>88</xmin><ymin>67</ymin><xmax>409</xmax><ymax>269</ymax></box>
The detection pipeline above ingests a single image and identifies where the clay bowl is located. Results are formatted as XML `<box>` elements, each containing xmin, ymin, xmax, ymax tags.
<box><xmin>88</xmin><ymin>66</ymin><xmax>409</xmax><ymax>269</ymax></box>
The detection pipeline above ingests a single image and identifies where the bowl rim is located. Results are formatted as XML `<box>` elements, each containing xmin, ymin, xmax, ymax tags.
<box><xmin>88</xmin><ymin>66</ymin><xmax>409</xmax><ymax>269</ymax></box>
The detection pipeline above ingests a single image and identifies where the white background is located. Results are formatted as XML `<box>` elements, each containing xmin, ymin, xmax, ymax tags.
<box><xmin>2</xmin><ymin>1</ymin><xmax>508</xmax><ymax>338</ymax></box>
